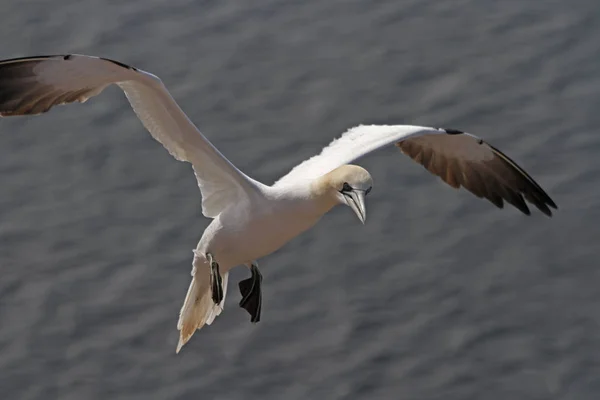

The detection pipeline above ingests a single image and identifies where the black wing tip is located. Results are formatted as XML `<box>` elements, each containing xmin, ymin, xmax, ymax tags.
<box><xmin>0</xmin><ymin>55</ymin><xmax>66</xmax><ymax>66</ymax></box>
<box><xmin>485</xmin><ymin>143</ymin><xmax>558</xmax><ymax>217</ymax></box>
<box><xmin>526</xmin><ymin>188</ymin><xmax>556</xmax><ymax>217</ymax></box>
<box><xmin>539</xmin><ymin>200</ymin><xmax>557</xmax><ymax>217</ymax></box>
<box><xmin>437</xmin><ymin>127</ymin><xmax>464</xmax><ymax>135</ymax></box>
<box><xmin>513</xmin><ymin>198</ymin><xmax>532</xmax><ymax>216</ymax></box>
<box><xmin>0</xmin><ymin>54</ymin><xmax>138</xmax><ymax>71</ymax></box>
<box><xmin>100</xmin><ymin>57</ymin><xmax>137</xmax><ymax>71</ymax></box>
<box><xmin>487</xmin><ymin>193</ymin><xmax>555</xmax><ymax>217</ymax></box>
<box><xmin>531</xmin><ymin>205</ymin><xmax>552</xmax><ymax>217</ymax></box>
<box><xmin>518</xmin><ymin>193</ymin><xmax>556</xmax><ymax>217</ymax></box>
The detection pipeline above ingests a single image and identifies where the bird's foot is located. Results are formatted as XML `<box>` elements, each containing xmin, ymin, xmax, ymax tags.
<box><xmin>206</xmin><ymin>252</ymin><xmax>223</xmax><ymax>305</ymax></box>
<box><xmin>239</xmin><ymin>263</ymin><xmax>262</xmax><ymax>323</ymax></box>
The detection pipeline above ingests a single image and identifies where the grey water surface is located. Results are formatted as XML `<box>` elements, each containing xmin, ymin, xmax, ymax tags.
<box><xmin>0</xmin><ymin>1</ymin><xmax>599</xmax><ymax>399</ymax></box>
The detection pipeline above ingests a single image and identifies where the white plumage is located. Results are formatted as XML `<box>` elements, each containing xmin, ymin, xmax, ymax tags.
<box><xmin>0</xmin><ymin>54</ymin><xmax>557</xmax><ymax>352</ymax></box>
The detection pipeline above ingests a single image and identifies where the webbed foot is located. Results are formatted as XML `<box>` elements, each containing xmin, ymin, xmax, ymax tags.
<box><xmin>239</xmin><ymin>263</ymin><xmax>262</xmax><ymax>323</ymax></box>
<box><xmin>206</xmin><ymin>252</ymin><xmax>223</xmax><ymax>305</ymax></box>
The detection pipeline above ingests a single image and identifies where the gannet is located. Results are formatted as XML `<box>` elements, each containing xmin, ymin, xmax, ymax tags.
<box><xmin>0</xmin><ymin>54</ymin><xmax>557</xmax><ymax>352</ymax></box>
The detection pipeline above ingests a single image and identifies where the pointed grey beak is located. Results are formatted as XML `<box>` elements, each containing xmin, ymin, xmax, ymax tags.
<box><xmin>344</xmin><ymin>190</ymin><xmax>367</xmax><ymax>224</ymax></box>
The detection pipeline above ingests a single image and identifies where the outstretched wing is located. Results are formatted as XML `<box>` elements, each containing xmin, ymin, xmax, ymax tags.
<box><xmin>274</xmin><ymin>125</ymin><xmax>556</xmax><ymax>216</ymax></box>
<box><xmin>0</xmin><ymin>54</ymin><xmax>259</xmax><ymax>217</ymax></box>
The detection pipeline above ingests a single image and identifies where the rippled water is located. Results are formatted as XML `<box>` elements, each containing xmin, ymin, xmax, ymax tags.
<box><xmin>0</xmin><ymin>1</ymin><xmax>599</xmax><ymax>399</ymax></box>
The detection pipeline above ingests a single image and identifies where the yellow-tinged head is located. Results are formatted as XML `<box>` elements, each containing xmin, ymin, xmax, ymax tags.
<box><xmin>312</xmin><ymin>164</ymin><xmax>373</xmax><ymax>224</ymax></box>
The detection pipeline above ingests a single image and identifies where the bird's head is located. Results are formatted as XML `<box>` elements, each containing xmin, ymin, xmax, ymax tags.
<box><xmin>315</xmin><ymin>165</ymin><xmax>373</xmax><ymax>224</ymax></box>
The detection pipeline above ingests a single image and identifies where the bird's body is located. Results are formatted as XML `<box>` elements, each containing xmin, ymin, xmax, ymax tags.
<box><xmin>199</xmin><ymin>184</ymin><xmax>328</xmax><ymax>270</ymax></box>
<box><xmin>0</xmin><ymin>54</ymin><xmax>557</xmax><ymax>353</ymax></box>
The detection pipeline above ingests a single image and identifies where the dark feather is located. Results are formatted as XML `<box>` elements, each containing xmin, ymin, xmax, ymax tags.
<box><xmin>396</xmin><ymin>133</ymin><xmax>557</xmax><ymax>216</ymax></box>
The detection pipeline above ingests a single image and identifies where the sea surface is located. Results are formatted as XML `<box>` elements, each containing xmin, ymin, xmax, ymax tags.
<box><xmin>0</xmin><ymin>1</ymin><xmax>599</xmax><ymax>399</ymax></box>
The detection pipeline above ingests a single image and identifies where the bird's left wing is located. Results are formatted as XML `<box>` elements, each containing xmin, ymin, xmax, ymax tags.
<box><xmin>274</xmin><ymin>124</ymin><xmax>556</xmax><ymax>216</ymax></box>
<box><xmin>0</xmin><ymin>54</ymin><xmax>260</xmax><ymax>218</ymax></box>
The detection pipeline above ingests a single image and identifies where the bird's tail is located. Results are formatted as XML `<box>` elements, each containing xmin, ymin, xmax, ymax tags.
<box><xmin>176</xmin><ymin>268</ymin><xmax>228</xmax><ymax>353</ymax></box>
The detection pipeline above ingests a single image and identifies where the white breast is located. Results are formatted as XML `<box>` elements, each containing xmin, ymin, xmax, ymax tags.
<box><xmin>202</xmin><ymin>193</ymin><xmax>326</xmax><ymax>269</ymax></box>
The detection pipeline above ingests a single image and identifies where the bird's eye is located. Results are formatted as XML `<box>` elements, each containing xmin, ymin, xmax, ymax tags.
<box><xmin>365</xmin><ymin>187</ymin><xmax>372</xmax><ymax>196</ymax></box>
<box><xmin>342</xmin><ymin>182</ymin><xmax>352</xmax><ymax>192</ymax></box>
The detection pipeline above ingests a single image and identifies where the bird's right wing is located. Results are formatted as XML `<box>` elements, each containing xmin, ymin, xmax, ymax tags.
<box><xmin>0</xmin><ymin>54</ymin><xmax>259</xmax><ymax>217</ymax></box>
<box><xmin>275</xmin><ymin>124</ymin><xmax>556</xmax><ymax>216</ymax></box>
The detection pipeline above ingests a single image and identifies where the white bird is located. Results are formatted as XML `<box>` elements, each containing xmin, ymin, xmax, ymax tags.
<box><xmin>0</xmin><ymin>54</ymin><xmax>557</xmax><ymax>352</ymax></box>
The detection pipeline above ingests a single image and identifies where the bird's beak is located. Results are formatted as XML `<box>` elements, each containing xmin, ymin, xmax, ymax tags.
<box><xmin>343</xmin><ymin>190</ymin><xmax>367</xmax><ymax>224</ymax></box>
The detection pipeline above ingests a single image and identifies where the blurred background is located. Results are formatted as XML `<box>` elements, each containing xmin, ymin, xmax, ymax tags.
<box><xmin>0</xmin><ymin>1</ymin><xmax>598</xmax><ymax>399</ymax></box>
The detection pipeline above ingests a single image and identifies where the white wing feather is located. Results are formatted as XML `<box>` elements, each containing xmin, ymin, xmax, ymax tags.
<box><xmin>274</xmin><ymin>124</ymin><xmax>446</xmax><ymax>186</ymax></box>
<box><xmin>0</xmin><ymin>54</ymin><xmax>259</xmax><ymax>217</ymax></box>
